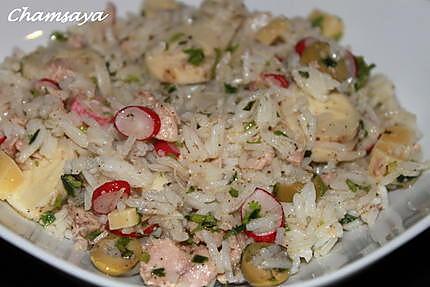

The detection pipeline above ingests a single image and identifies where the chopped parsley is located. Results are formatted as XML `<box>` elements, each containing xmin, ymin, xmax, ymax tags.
<box><xmin>274</xmin><ymin>130</ymin><xmax>288</xmax><ymax>137</ymax></box>
<box><xmin>168</xmin><ymin>32</ymin><xmax>186</xmax><ymax>43</ymax></box>
<box><xmin>354</xmin><ymin>56</ymin><xmax>376</xmax><ymax>90</ymax></box>
<box><xmin>85</xmin><ymin>230</ymin><xmax>102</xmax><ymax>241</ymax></box>
<box><xmin>183</xmin><ymin>48</ymin><xmax>205</xmax><ymax>66</ymax></box>
<box><xmin>228</xmin><ymin>171</ymin><xmax>238</xmax><ymax>184</ymax></box>
<box><xmin>298</xmin><ymin>70</ymin><xmax>310</xmax><ymax>79</ymax></box>
<box><xmin>321</xmin><ymin>57</ymin><xmax>337</xmax><ymax>68</ymax></box>
<box><xmin>224</xmin><ymin>224</ymin><xmax>245</xmax><ymax>239</ymax></box>
<box><xmin>191</xmin><ymin>254</ymin><xmax>208</xmax><ymax>264</ymax></box>
<box><xmin>243</xmin><ymin>201</ymin><xmax>261</xmax><ymax>224</ymax></box>
<box><xmin>243</xmin><ymin>120</ymin><xmax>256</xmax><ymax>131</ymax></box>
<box><xmin>311</xmin><ymin>15</ymin><xmax>324</xmax><ymax>28</ymax></box>
<box><xmin>115</xmin><ymin>237</ymin><xmax>134</xmax><ymax>259</ymax></box>
<box><xmin>312</xmin><ymin>175</ymin><xmax>328</xmax><ymax>198</ymax></box>
<box><xmin>50</xmin><ymin>31</ymin><xmax>68</xmax><ymax>42</ymax></box>
<box><xmin>243</xmin><ymin>100</ymin><xmax>256</xmax><ymax>111</ymax></box>
<box><xmin>226</xmin><ymin>43</ymin><xmax>239</xmax><ymax>53</ymax></box>
<box><xmin>163</xmin><ymin>83</ymin><xmax>177</xmax><ymax>94</ymax></box>
<box><xmin>186</xmin><ymin>213</ymin><xmax>218</xmax><ymax>231</ymax></box>
<box><xmin>224</xmin><ymin>83</ymin><xmax>238</xmax><ymax>94</ymax></box>
<box><xmin>139</xmin><ymin>251</ymin><xmax>151</xmax><ymax>263</ymax></box>
<box><xmin>346</xmin><ymin>179</ymin><xmax>371</xmax><ymax>193</ymax></box>
<box><xmin>246</xmin><ymin>139</ymin><xmax>262</xmax><ymax>144</ymax></box>
<box><xmin>61</xmin><ymin>174</ymin><xmax>83</xmax><ymax>197</ymax></box>
<box><xmin>39</xmin><ymin>211</ymin><xmax>56</xmax><ymax>227</ymax></box>
<box><xmin>187</xmin><ymin>186</ymin><xmax>196</xmax><ymax>193</ymax></box>
<box><xmin>29</xmin><ymin>129</ymin><xmax>40</xmax><ymax>144</ymax></box>
<box><xmin>151</xmin><ymin>268</ymin><xmax>166</xmax><ymax>277</ymax></box>
<box><xmin>339</xmin><ymin>214</ymin><xmax>358</xmax><ymax>225</ymax></box>
<box><xmin>228</xmin><ymin>188</ymin><xmax>239</xmax><ymax>198</ymax></box>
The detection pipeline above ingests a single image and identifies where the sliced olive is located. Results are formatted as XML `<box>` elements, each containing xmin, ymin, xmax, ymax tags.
<box><xmin>273</xmin><ymin>182</ymin><xmax>304</xmax><ymax>202</ymax></box>
<box><xmin>90</xmin><ymin>236</ymin><xmax>143</xmax><ymax>276</ymax></box>
<box><xmin>300</xmin><ymin>41</ymin><xmax>350</xmax><ymax>82</ymax></box>
<box><xmin>241</xmin><ymin>243</ymin><xmax>290</xmax><ymax>287</ymax></box>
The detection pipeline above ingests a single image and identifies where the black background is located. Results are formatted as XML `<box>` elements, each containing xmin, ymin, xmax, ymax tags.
<box><xmin>1</xmin><ymin>228</ymin><xmax>429</xmax><ymax>286</ymax></box>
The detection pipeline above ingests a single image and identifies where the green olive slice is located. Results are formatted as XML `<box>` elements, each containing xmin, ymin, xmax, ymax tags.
<box><xmin>273</xmin><ymin>182</ymin><xmax>304</xmax><ymax>203</ymax></box>
<box><xmin>241</xmin><ymin>243</ymin><xmax>290</xmax><ymax>287</ymax></box>
<box><xmin>90</xmin><ymin>236</ymin><xmax>143</xmax><ymax>276</ymax></box>
<box><xmin>300</xmin><ymin>41</ymin><xmax>350</xmax><ymax>82</ymax></box>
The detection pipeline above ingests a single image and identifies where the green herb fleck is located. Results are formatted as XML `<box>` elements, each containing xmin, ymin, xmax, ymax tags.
<box><xmin>321</xmin><ymin>57</ymin><xmax>337</xmax><ymax>68</ymax></box>
<box><xmin>152</xmin><ymin>268</ymin><xmax>166</xmax><ymax>277</ymax></box>
<box><xmin>243</xmin><ymin>120</ymin><xmax>256</xmax><ymax>132</ymax></box>
<box><xmin>191</xmin><ymin>254</ymin><xmax>208</xmax><ymax>264</ymax></box>
<box><xmin>354</xmin><ymin>56</ymin><xmax>376</xmax><ymax>90</ymax></box>
<box><xmin>274</xmin><ymin>130</ymin><xmax>288</xmax><ymax>137</ymax></box>
<box><xmin>386</xmin><ymin>174</ymin><xmax>420</xmax><ymax>191</ymax></box>
<box><xmin>115</xmin><ymin>237</ymin><xmax>134</xmax><ymax>259</ymax></box>
<box><xmin>50</xmin><ymin>31</ymin><xmax>68</xmax><ymax>42</ymax></box>
<box><xmin>243</xmin><ymin>100</ymin><xmax>256</xmax><ymax>111</ymax></box>
<box><xmin>224</xmin><ymin>224</ymin><xmax>245</xmax><ymax>239</ymax></box>
<box><xmin>246</xmin><ymin>139</ymin><xmax>262</xmax><ymax>144</ymax></box>
<box><xmin>85</xmin><ymin>230</ymin><xmax>102</xmax><ymax>241</ymax></box>
<box><xmin>339</xmin><ymin>214</ymin><xmax>358</xmax><ymax>225</ymax></box>
<box><xmin>243</xmin><ymin>201</ymin><xmax>261</xmax><ymax>224</ymax></box>
<box><xmin>224</xmin><ymin>83</ymin><xmax>238</xmax><ymax>94</ymax></box>
<box><xmin>228</xmin><ymin>188</ymin><xmax>239</xmax><ymax>198</ymax></box>
<box><xmin>312</xmin><ymin>175</ymin><xmax>328</xmax><ymax>198</ymax></box>
<box><xmin>298</xmin><ymin>70</ymin><xmax>310</xmax><ymax>79</ymax></box>
<box><xmin>183</xmin><ymin>48</ymin><xmax>205</xmax><ymax>66</ymax></box>
<box><xmin>61</xmin><ymin>174</ymin><xmax>83</xmax><ymax>197</ymax></box>
<box><xmin>346</xmin><ymin>179</ymin><xmax>371</xmax><ymax>193</ymax></box>
<box><xmin>124</xmin><ymin>74</ymin><xmax>140</xmax><ymax>83</ymax></box>
<box><xmin>53</xmin><ymin>194</ymin><xmax>65</xmax><ymax>210</ymax></box>
<box><xmin>168</xmin><ymin>32</ymin><xmax>185</xmax><ymax>43</ymax></box>
<box><xmin>29</xmin><ymin>129</ymin><xmax>40</xmax><ymax>144</ymax></box>
<box><xmin>140</xmin><ymin>251</ymin><xmax>151</xmax><ymax>263</ymax></box>
<box><xmin>226</xmin><ymin>43</ymin><xmax>239</xmax><ymax>53</ymax></box>
<box><xmin>186</xmin><ymin>213</ymin><xmax>218</xmax><ymax>231</ymax></box>
<box><xmin>311</xmin><ymin>15</ymin><xmax>324</xmax><ymax>28</ymax></box>
<box><xmin>228</xmin><ymin>171</ymin><xmax>238</xmax><ymax>184</ymax></box>
<box><xmin>187</xmin><ymin>186</ymin><xmax>196</xmax><ymax>193</ymax></box>
<box><xmin>39</xmin><ymin>211</ymin><xmax>56</xmax><ymax>227</ymax></box>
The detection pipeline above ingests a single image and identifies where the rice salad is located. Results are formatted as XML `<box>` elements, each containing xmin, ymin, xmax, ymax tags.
<box><xmin>0</xmin><ymin>0</ymin><xmax>427</xmax><ymax>286</ymax></box>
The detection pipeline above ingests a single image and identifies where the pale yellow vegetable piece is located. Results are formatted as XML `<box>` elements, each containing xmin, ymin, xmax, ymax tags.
<box><xmin>108</xmin><ymin>208</ymin><xmax>140</xmax><ymax>230</ymax></box>
<box><xmin>369</xmin><ymin>125</ymin><xmax>416</xmax><ymax>177</ymax></box>
<box><xmin>7</xmin><ymin>149</ymin><xmax>73</xmax><ymax>219</ymax></box>
<box><xmin>151</xmin><ymin>173</ymin><xmax>169</xmax><ymax>191</ymax></box>
<box><xmin>0</xmin><ymin>151</ymin><xmax>24</xmax><ymax>200</ymax></box>
<box><xmin>90</xmin><ymin>236</ymin><xmax>142</xmax><ymax>276</ymax></box>
<box><xmin>307</xmin><ymin>92</ymin><xmax>360</xmax><ymax>143</ymax></box>
<box><xmin>308</xmin><ymin>9</ymin><xmax>344</xmax><ymax>40</ymax></box>
<box><xmin>255</xmin><ymin>17</ymin><xmax>290</xmax><ymax>45</ymax></box>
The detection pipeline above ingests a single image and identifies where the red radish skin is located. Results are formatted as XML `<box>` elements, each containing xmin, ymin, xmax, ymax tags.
<box><xmin>92</xmin><ymin>180</ymin><xmax>131</xmax><ymax>215</ymax></box>
<box><xmin>0</xmin><ymin>136</ymin><xmax>6</xmax><ymax>145</ymax></box>
<box><xmin>36</xmin><ymin>78</ymin><xmax>61</xmax><ymax>90</ymax></box>
<box><xmin>153</xmin><ymin>140</ymin><xmax>180</xmax><ymax>158</ymax></box>
<box><xmin>241</xmin><ymin>188</ymin><xmax>285</xmax><ymax>243</ymax></box>
<box><xmin>143</xmin><ymin>224</ymin><xmax>159</xmax><ymax>235</ymax></box>
<box><xmin>70</xmin><ymin>99</ymin><xmax>113</xmax><ymax>126</ymax></box>
<box><xmin>114</xmin><ymin>106</ymin><xmax>161</xmax><ymax>140</ymax></box>
<box><xmin>262</xmin><ymin>73</ymin><xmax>289</xmax><ymax>88</ymax></box>
<box><xmin>108</xmin><ymin>227</ymin><xmax>142</xmax><ymax>238</ymax></box>
<box><xmin>294</xmin><ymin>37</ymin><xmax>316</xmax><ymax>56</ymax></box>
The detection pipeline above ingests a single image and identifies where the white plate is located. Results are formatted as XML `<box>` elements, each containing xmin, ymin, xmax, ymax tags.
<box><xmin>1</xmin><ymin>0</ymin><xmax>430</xmax><ymax>286</ymax></box>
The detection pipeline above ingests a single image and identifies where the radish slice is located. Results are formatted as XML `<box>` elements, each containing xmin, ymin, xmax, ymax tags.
<box><xmin>70</xmin><ymin>99</ymin><xmax>113</xmax><ymax>126</ymax></box>
<box><xmin>0</xmin><ymin>136</ymin><xmax>6</xmax><ymax>145</ymax></box>
<box><xmin>114</xmin><ymin>106</ymin><xmax>161</xmax><ymax>140</ymax></box>
<box><xmin>294</xmin><ymin>37</ymin><xmax>317</xmax><ymax>56</ymax></box>
<box><xmin>153</xmin><ymin>140</ymin><xmax>180</xmax><ymax>158</ymax></box>
<box><xmin>36</xmin><ymin>78</ymin><xmax>61</xmax><ymax>90</ymax></box>
<box><xmin>92</xmin><ymin>180</ymin><xmax>131</xmax><ymax>215</ymax></box>
<box><xmin>143</xmin><ymin>224</ymin><xmax>159</xmax><ymax>235</ymax></box>
<box><xmin>262</xmin><ymin>73</ymin><xmax>289</xmax><ymax>88</ymax></box>
<box><xmin>241</xmin><ymin>188</ymin><xmax>285</xmax><ymax>243</ymax></box>
<box><xmin>108</xmin><ymin>226</ymin><xmax>142</xmax><ymax>238</ymax></box>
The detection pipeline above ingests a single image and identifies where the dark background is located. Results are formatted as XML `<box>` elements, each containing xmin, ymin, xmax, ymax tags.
<box><xmin>1</xmin><ymin>228</ymin><xmax>429</xmax><ymax>286</ymax></box>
